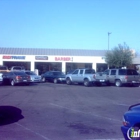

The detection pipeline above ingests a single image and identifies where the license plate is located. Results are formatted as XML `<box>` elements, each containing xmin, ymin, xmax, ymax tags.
<box><xmin>23</xmin><ymin>80</ymin><xmax>27</xmax><ymax>82</ymax></box>
<box><xmin>100</xmin><ymin>80</ymin><xmax>105</xmax><ymax>82</ymax></box>
<box><xmin>132</xmin><ymin>81</ymin><xmax>136</xmax><ymax>83</ymax></box>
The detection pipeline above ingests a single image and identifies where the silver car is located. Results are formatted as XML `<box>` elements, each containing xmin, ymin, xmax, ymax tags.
<box><xmin>25</xmin><ymin>71</ymin><xmax>41</xmax><ymax>83</ymax></box>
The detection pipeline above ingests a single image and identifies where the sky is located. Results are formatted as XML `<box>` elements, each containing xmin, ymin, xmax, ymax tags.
<box><xmin>0</xmin><ymin>0</ymin><xmax>140</xmax><ymax>53</ymax></box>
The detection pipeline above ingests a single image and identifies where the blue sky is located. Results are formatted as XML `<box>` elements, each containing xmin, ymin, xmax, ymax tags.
<box><xmin>0</xmin><ymin>0</ymin><xmax>140</xmax><ymax>52</ymax></box>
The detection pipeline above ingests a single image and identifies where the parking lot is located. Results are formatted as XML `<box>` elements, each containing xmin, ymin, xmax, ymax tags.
<box><xmin>0</xmin><ymin>83</ymin><xmax>140</xmax><ymax>140</ymax></box>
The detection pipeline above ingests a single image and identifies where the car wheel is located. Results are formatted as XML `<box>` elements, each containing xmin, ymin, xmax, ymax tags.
<box><xmin>42</xmin><ymin>77</ymin><xmax>46</xmax><ymax>82</ymax></box>
<box><xmin>54</xmin><ymin>79</ymin><xmax>58</xmax><ymax>84</ymax></box>
<box><xmin>26</xmin><ymin>83</ymin><xmax>30</xmax><ymax>85</ymax></box>
<box><xmin>133</xmin><ymin>83</ymin><xmax>139</xmax><ymax>87</ymax></box>
<box><xmin>96</xmin><ymin>82</ymin><xmax>101</xmax><ymax>86</ymax></box>
<box><xmin>66</xmin><ymin>78</ymin><xmax>72</xmax><ymax>85</ymax></box>
<box><xmin>115</xmin><ymin>80</ymin><xmax>122</xmax><ymax>87</ymax></box>
<box><xmin>11</xmin><ymin>80</ymin><xmax>15</xmax><ymax>86</ymax></box>
<box><xmin>84</xmin><ymin>79</ymin><xmax>90</xmax><ymax>87</ymax></box>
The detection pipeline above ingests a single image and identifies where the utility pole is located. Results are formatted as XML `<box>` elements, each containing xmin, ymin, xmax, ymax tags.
<box><xmin>108</xmin><ymin>32</ymin><xmax>111</xmax><ymax>50</ymax></box>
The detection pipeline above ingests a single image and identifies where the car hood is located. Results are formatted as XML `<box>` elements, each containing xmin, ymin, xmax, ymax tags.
<box><xmin>55</xmin><ymin>75</ymin><xmax>66</xmax><ymax>78</ymax></box>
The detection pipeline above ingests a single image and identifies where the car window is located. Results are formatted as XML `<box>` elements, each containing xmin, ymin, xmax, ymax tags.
<box><xmin>80</xmin><ymin>70</ymin><xmax>83</xmax><ymax>74</ymax></box>
<box><xmin>118</xmin><ymin>69</ymin><xmax>126</xmax><ymax>75</ymax></box>
<box><xmin>85</xmin><ymin>69</ymin><xmax>95</xmax><ymax>74</ymax></box>
<box><xmin>13</xmin><ymin>72</ymin><xmax>27</xmax><ymax>75</ymax></box>
<box><xmin>26</xmin><ymin>71</ymin><xmax>36</xmax><ymax>75</ymax></box>
<box><xmin>49</xmin><ymin>72</ymin><xmax>53</xmax><ymax>76</ymax></box>
<box><xmin>12</xmin><ymin>67</ymin><xmax>22</xmax><ymax>70</ymax></box>
<box><xmin>103</xmin><ymin>70</ymin><xmax>109</xmax><ymax>75</ymax></box>
<box><xmin>110</xmin><ymin>70</ymin><xmax>116</xmax><ymax>75</ymax></box>
<box><xmin>72</xmin><ymin>70</ymin><xmax>79</xmax><ymax>74</ymax></box>
<box><xmin>127</xmin><ymin>70</ymin><xmax>139</xmax><ymax>75</ymax></box>
<box><xmin>44</xmin><ymin>72</ymin><xmax>49</xmax><ymax>75</ymax></box>
<box><xmin>53</xmin><ymin>72</ymin><xmax>64</xmax><ymax>76</ymax></box>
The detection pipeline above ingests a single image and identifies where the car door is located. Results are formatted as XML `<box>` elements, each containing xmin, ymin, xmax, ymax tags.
<box><xmin>3</xmin><ymin>72</ymin><xmax>13</xmax><ymax>83</ymax></box>
<box><xmin>77</xmin><ymin>69</ymin><xmax>84</xmax><ymax>82</ymax></box>
<box><xmin>71</xmin><ymin>69</ymin><xmax>79</xmax><ymax>82</ymax></box>
<box><xmin>46</xmin><ymin>72</ymin><xmax>54</xmax><ymax>81</ymax></box>
<box><xmin>109</xmin><ymin>70</ymin><xmax>117</xmax><ymax>83</ymax></box>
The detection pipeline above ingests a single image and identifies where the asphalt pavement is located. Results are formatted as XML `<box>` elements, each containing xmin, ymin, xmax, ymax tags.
<box><xmin>0</xmin><ymin>82</ymin><xmax>139</xmax><ymax>140</ymax></box>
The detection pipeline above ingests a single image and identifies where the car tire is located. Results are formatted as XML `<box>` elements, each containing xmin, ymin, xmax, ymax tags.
<box><xmin>54</xmin><ymin>79</ymin><xmax>58</xmax><ymax>84</ymax></box>
<box><xmin>42</xmin><ymin>77</ymin><xmax>46</xmax><ymax>82</ymax></box>
<box><xmin>66</xmin><ymin>78</ymin><xmax>72</xmax><ymax>85</ymax></box>
<box><xmin>11</xmin><ymin>80</ymin><xmax>15</xmax><ymax>86</ymax></box>
<box><xmin>26</xmin><ymin>83</ymin><xmax>30</xmax><ymax>85</ymax></box>
<box><xmin>115</xmin><ymin>80</ymin><xmax>122</xmax><ymax>87</ymax></box>
<box><xmin>84</xmin><ymin>79</ymin><xmax>90</xmax><ymax>87</ymax></box>
<box><xmin>96</xmin><ymin>82</ymin><xmax>101</xmax><ymax>86</ymax></box>
<box><xmin>133</xmin><ymin>83</ymin><xmax>139</xmax><ymax>87</ymax></box>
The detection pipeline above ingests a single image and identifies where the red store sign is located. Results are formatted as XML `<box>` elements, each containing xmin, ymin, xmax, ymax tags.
<box><xmin>55</xmin><ymin>57</ymin><xmax>73</xmax><ymax>61</ymax></box>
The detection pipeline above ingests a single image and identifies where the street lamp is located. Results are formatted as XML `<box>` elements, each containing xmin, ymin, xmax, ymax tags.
<box><xmin>108</xmin><ymin>32</ymin><xmax>111</xmax><ymax>50</ymax></box>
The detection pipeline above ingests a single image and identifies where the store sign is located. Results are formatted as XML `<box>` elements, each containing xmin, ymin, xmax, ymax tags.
<box><xmin>55</xmin><ymin>57</ymin><xmax>73</xmax><ymax>61</ymax></box>
<box><xmin>3</xmin><ymin>56</ymin><xmax>26</xmax><ymax>59</ymax></box>
<box><xmin>35</xmin><ymin>56</ymin><xmax>48</xmax><ymax>60</ymax></box>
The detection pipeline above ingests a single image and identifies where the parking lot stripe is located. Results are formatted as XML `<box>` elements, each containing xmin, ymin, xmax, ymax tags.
<box><xmin>87</xmin><ymin>138</ymin><xmax>124</xmax><ymax>140</ymax></box>
<box><xmin>16</xmin><ymin>123</ymin><xmax>51</xmax><ymax>140</ymax></box>
<box><xmin>50</xmin><ymin>103</ymin><xmax>121</xmax><ymax>123</ymax></box>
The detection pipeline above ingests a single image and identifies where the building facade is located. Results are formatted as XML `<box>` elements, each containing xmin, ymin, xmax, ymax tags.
<box><xmin>0</xmin><ymin>48</ymin><xmax>139</xmax><ymax>74</ymax></box>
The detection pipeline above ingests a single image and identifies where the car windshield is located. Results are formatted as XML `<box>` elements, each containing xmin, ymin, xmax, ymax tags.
<box><xmin>52</xmin><ymin>72</ymin><xmax>64</xmax><ymax>76</ymax></box>
<box><xmin>25</xmin><ymin>71</ymin><xmax>36</xmax><ymax>75</ymax></box>
<box><xmin>13</xmin><ymin>72</ymin><xmax>27</xmax><ymax>75</ymax></box>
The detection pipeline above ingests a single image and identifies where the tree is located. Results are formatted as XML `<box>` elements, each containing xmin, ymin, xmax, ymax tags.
<box><xmin>105</xmin><ymin>43</ymin><xmax>135</xmax><ymax>68</ymax></box>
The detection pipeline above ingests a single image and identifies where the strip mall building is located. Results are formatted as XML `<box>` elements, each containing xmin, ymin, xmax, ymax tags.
<box><xmin>0</xmin><ymin>48</ymin><xmax>139</xmax><ymax>74</ymax></box>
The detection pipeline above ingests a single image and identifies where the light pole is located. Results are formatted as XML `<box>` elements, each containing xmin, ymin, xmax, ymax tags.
<box><xmin>108</xmin><ymin>32</ymin><xmax>111</xmax><ymax>50</ymax></box>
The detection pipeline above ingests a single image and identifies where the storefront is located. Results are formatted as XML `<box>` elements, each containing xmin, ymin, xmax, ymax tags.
<box><xmin>0</xmin><ymin>48</ymin><xmax>139</xmax><ymax>74</ymax></box>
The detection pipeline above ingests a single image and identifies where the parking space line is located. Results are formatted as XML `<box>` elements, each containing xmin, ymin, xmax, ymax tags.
<box><xmin>87</xmin><ymin>138</ymin><xmax>124</xmax><ymax>140</ymax></box>
<box><xmin>16</xmin><ymin>123</ymin><xmax>51</xmax><ymax>140</ymax></box>
<box><xmin>113</xmin><ymin>102</ymin><xmax>129</xmax><ymax>106</ymax></box>
<box><xmin>50</xmin><ymin>103</ymin><xmax>121</xmax><ymax>123</ymax></box>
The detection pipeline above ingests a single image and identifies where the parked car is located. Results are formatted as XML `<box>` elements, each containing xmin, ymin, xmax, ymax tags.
<box><xmin>41</xmin><ymin>71</ymin><xmax>66</xmax><ymax>83</ymax></box>
<box><xmin>0</xmin><ymin>65</ymin><xmax>9</xmax><ymax>73</ymax></box>
<box><xmin>0</xmin><ymin>73</ymin><xmax>3</xmax><ymax>85</ymax></box>
<box><xmin>94</xmin><ymin>69</ymin><xmax>140</xmax><ymax>87</ymax></box>
<box><xmin>10</xmin><ymin>66</ymin><xmax>25</xmax><ymax>71</ymax></box>
<box><xmin>65</xmin><ymin>68</ymin><xmax>96</xmax><ymax>87</ymax></box>
<box><xmin>2</xmin><ymin>71</ymin><xmax>31</xmax><ymax>86</ymax></box>
<box><xmin>24</xmin><ymin>71</ymin><xmax>41</xmax><ymax>83</ymax></box>
<box><xmin>121</xmin><ymin>103</ymin><xmax>140</xmax><ymax>140</ymax></box>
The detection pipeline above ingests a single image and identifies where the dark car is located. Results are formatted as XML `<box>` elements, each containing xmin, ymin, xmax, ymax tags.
<box><xmin>2</xmin><ymin>71</ymin><xmax>31</xmax><ymax>86</ymax></box>
<box><xmin>121</xmin><ymin>103</ymin><xmax>140</xmax><ymax>140</ymax></box>
<box><xmin>41</xmin><ymin>71</ymin><xmax>66</xmax><ymax>83</ymax></box>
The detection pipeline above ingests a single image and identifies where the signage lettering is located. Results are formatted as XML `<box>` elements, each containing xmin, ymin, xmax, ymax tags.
<box><xmin>3</xmin><ymin>56</ymin><xmax>26</xmax><ymax>59</ymax></box>
<box><xmin>55</xmin><ymin>57</ymin><xmax>73</xmax><ymax>61</ymax></box>
<box><xmin>35</xmin><ymin>56</ymin><xmax>48</xmax><ymax>60</ymax></box>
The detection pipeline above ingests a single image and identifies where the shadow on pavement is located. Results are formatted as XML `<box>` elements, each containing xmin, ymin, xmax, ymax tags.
<box><xmin>0</xmin><ymin>106</ymin><xmax>24</xmax><ymax>126</ymax></box>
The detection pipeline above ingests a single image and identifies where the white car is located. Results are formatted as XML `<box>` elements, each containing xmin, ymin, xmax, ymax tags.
<box><xmin>25</xmin><ymin>71</ymin><xmax>41</xmax><ymax>83</ymax></box>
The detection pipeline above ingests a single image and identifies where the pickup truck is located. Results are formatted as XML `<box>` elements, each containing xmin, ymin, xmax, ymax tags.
<box><xmin>94</xmin><ymin>69</ymin><xmax>140</xmax><ymax>87</ymax></box>
<box><xmin>65</xmin><ymin>68</ymin><xmax>96</xmax><ymax>87</ymax></box>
